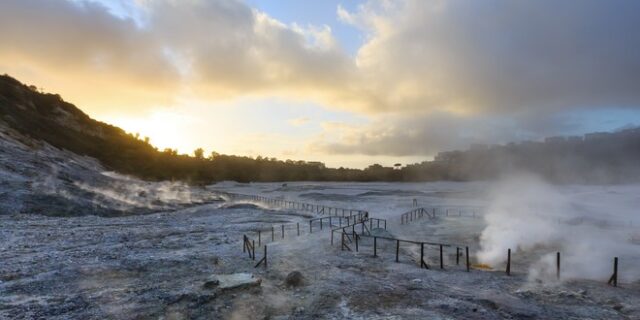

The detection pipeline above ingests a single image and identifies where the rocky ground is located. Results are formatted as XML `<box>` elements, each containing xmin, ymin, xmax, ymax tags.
<box><xmin>0</xmin><ymin>123</ymin><xmax>220</xmax><ymax>217</ymax></box>
<box><xmin>1</xmin><ymin>192</ymin><xmax>639</xmax><ymax>319</ymax></box>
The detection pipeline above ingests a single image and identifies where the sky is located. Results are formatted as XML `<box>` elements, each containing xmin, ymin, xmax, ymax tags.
<box><xmin>2</xmin><ymin>0</ymin><xmax>640</xmax><ymax>168</ymax></box>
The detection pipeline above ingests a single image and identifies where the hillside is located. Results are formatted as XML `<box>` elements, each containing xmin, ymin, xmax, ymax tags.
<box><xmin>0</xmin><ymin>74</ymin><xmax>207</xmax><ymax>182</ymax></box>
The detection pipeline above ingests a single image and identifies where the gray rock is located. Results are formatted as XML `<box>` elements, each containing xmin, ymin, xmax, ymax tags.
<box><xmin>284</xmin><ymin>271</ymin><xmax>305</xmax><ymax>288</ymax></box>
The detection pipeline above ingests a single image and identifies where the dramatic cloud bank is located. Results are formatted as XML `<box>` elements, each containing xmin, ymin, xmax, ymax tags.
<box><xmin>346</xmin><ymin>0</ymin><xmax>640</xmax><ymax>114</ymax></box>
<box><xmin>2</xmin><ymin>0</ymin><xmax>640</xmax><ymax>156</ymax></box>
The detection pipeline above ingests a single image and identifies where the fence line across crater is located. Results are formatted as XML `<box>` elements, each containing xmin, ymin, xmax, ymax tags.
<box><xmin>232</xmin><ymin>193</ymin><xmax>625</xmax><ymax>287</ymax></box>
<box><xmin>219</xmin><ymin>191</ymin><xmax>369</xmax><ymax>218</ymax></box>
<box><xmin>400</xmin><ymin>206</ymin><xmax>485</xmax><ymax>225</ymax></box>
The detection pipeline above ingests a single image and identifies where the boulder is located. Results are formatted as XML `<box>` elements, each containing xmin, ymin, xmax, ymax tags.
<box><xmin>284</xmin><ymin>271</ymin><xmax>305</xmax><ymax>288</ymax></box>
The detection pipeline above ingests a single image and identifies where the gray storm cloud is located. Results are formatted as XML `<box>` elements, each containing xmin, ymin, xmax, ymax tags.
<box><xmin>348</xmin><ymin>0</ymin><xmax>640</xmax><ymax>114</ymax></box>
<box><xmin>321</xmin><ymin>0</ymin><xmax>640</xmax><ymax>155</ymax></box>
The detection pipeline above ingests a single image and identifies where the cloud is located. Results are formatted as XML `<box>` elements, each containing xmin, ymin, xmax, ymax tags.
<box><xmin>4</xmin><ymin>0</ymin><xmax>640</xmax><ymax>116</ymax></box>
<box><xmin>288</xmin><ymin>117</ymin><xmax>310</xmax><ymax>127</ymax></box>
<box><xmin>0</xmin><ymin>0</ymin><xmax>180</xmax><ymax>112</ymax></box>
<box><xmin>2</xmin><ymin>0</ymin><xmax>640</xmax><ymax>156</ymax></box>
<box><xmin>312</xmin><ymin>0</ymin><xmax>640</xmax><ymax>156</ymax></box>
<box><xmin>0</xmin><ymin>0</ymin><xmax>360</xmax><ymax>113</ymax></box>
<box><xmin>347</xmin><ymin>0</ymin><xmax>640</xmax><ymax>114</ymax></box>
<box><xmin>311</xmin><ymin>110</ymin><xmax>592</xmax><ymax>157</ymax></box>
<box><xmin>164</xmin><ymin>2</ymin><xmax>357</xmax><ymax>102</ymax></box>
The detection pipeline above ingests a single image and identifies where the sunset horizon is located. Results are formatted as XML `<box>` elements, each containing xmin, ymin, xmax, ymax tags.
<box><xmin>4</xmin><ymin>0</ymin><xmax>640</xmax><ymax>169</ymax></box>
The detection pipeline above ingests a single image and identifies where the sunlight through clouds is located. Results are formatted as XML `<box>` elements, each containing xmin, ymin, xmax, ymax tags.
<box><xmin>2</xmin><ymin>0</ymin><xmax>640</xmax><ymax>166</ymax></box>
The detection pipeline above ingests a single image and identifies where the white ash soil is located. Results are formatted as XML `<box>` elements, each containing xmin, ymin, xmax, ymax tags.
<box><xmin>0</xmin><ymin>204</ymin><xmax>312</xmax><ymax>319</ymax></box>
<box><xmin>1</xmin><ymin>182</ymin><xmax>638</xmax><ymax>319</ymax></box>
<box><xmin>0</xmin><ymin>124</ymin><xmax>221</xmax><ymax>217</ymax></box>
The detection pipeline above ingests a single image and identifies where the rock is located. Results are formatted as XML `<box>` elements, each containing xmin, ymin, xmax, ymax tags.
<box><xmin>284</xmin><ymin>271</ymin><xmax>305</xmax><ymax>288</ymax></box>
<box><xmin>203</xmin><ymin>273</ymin><xmax>261</xmax><ymax>290</ymax></box>
<box><xmin>203</xmin><ymin>278</ymin><xmax>220</xmax><ymax>289</ymax></box>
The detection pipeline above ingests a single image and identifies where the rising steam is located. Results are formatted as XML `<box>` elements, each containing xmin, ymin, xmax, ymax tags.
<box><xmin>478</xmin><ymin>173</ymin><xmax>640</xmax><ymax>283</ymax></box>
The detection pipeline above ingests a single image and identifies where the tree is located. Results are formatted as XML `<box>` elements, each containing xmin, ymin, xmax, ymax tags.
<box><xmin>162</xmin><ymin>148</ymin><xmax>177</xmax><ymax>156</ymax></box>
<box><xmin>194</xmin><ymin>148</ymin><xmax>204</xmax><ymax>159</ymax></box>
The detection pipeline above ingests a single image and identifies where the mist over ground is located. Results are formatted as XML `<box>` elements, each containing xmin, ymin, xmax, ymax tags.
<box><xmin>478</xmin><ymin>173</ymin><xmax>640</xmax><ymax>283</ymax></box>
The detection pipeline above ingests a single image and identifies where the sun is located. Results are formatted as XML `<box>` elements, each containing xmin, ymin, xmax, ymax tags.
<box><xmin>99</xmin><ymin>111</ymin><xmax>197</xmax><ymax>154</ymax></box>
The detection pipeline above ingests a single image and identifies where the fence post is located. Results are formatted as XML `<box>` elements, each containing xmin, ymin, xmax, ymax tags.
<box><xmin>396</xmin><ymin>240</ymin><xmax>400</xmax><ymax>262</ymax></box>
<box><xmin>506</xmin><ymin>248</ymin><xmax>511</xmax><ymax>276</ymax></box>
<box><xmin>608</xmin><ymin>257</ymin><xmax>618</xmax><ymax>287</ymax></box>
<box><xmin>456</xmin><ymin>247</ymin><xmax>460</xmax><ymax>265</ymax></box>
<box><xmin>252</xmin><ymin>240</ymin><xmax>255</xmax><ymax>261</ymax></box>
<box><xmin>556</xmin><ymin>252</ymin><xmax>560</xmax><ymax>280</ymax></box>
<box><xmin>258</xmin><ymin>230</ymin><xmax>261</xmax><ymax>246</ymax></box>
<box><xmin>466</xmin><ymin>246</ymin><xmax>470</xmax><ymax>272</ymax></box>
<box><xmin>309</xmin><ymin>220</ymin><xmax>312</xmax><ymax>233</ymax></box>
<box><xmin>355</xmin><ymin>234</ymin><xmax>359</xmax><ymax>252</ymax></box>
<box><xmin>281</xmin><ymin>224</ymin><xmax>285</xmax><ymax>239</ymax></box>
<box><xmin>440</xmin><ymin>244</ymin><xmax>444</xmax><ymax>269</ymax></box>
<box><xmin>374</xmin><ymin>237</ymin><xmax>377</xmax><ymax>257</ymax></box>
<box><xmin>254</xmin><ymin>245</ymin><xmax>267</xmax><ymax>269</ymax></box>
<box><xmin>420</xmin><ymin>243</ymin><xmax>429</xmax><ymax>269</ymax></box>
<box><xmin>297</xmin><ymin>222</ymin><xmax>300</xmax><ymax>236</ymax></box>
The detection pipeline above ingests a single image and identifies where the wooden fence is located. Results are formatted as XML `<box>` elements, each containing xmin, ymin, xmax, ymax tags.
<box><xmin>401</xmin><ymin>206</ymin><xmax>484</xmax><ymax>225</ymax></box>
<box><xmin>234</xmin><ymin>193</ymin><xmax>623</xmax><ymax>287</ymax></box>
<box><xmin>220</xmin><ymin>192</ymin><xmax>368</xmax><ymax>218</ymax></box>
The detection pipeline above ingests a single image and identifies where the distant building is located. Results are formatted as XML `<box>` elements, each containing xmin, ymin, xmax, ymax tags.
<box><xmin>544</xmin><ymin>136</ymin><xmax>566</xmax><ymax>144</ymax></box>
<box><xmin>435</xmin><ymin>151</ymin><xmax>463</xmax><ymax>163</ymax></box>
<box><xmin>469</xmin><ymin>143</ymin><xmax>488</xmax><ymax>151</ymax></box>
<box><xmin>567</xmin><ymin>136</ymin><xmax>583</xmax><ymax>143</ymax></box>
<box><xmin>584</xmin><ymin>132</ymin><xmax>610</xmax><ymax>141</ymax></box>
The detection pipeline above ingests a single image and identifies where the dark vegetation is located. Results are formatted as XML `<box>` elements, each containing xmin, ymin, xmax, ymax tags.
<box><xmin>2</xmin><ymin>74</ymin><xmax>640</xmax><ymax>184</ymax></box>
